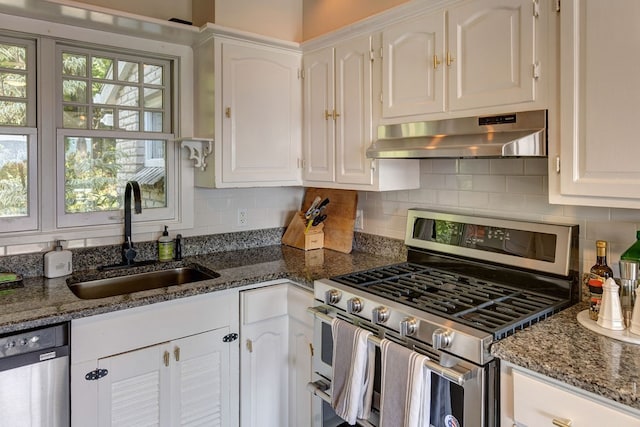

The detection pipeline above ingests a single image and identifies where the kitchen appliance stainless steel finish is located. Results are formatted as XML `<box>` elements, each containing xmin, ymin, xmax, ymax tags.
<box><xmin>308</xmin><ymin>209</ymin><xmax>579</xmax><ymax>427</ymax></box>
<box><xmin>367</xmin><ymin>110</ymin><xmax>547</xmax><ymax>159</ymax></box>
<box><xmin>0</xmin><ymin>323</ymin><xmax>69</xmax><ymax>427</ymax></box>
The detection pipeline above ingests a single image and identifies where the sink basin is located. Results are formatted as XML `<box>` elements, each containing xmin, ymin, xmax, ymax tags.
<box><xmin>67</xmin><ymin>266</ymin><xmax>220</xmax><ymax>300</ymax></box>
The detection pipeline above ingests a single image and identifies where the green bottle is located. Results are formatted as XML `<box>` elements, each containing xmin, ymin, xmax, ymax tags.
<box><xmin>621</xmin><ymin>231</ymin><xmax>640</xmax><ymax>262</ymax></box>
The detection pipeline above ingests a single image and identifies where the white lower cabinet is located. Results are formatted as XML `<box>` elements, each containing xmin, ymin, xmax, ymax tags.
<box><xmin>240</xmin><ymin>281</ymin><xmax>314</xmax><ymax>427</ymax></box>
<box><xmin>501</xmin><ymin>362</ymin><xmax>640</xmax><ymax>427</ymax></box>
<box><xmin>71</xmin><ymin>290</ymin><xmax>240</xmax><ymax>427</ymax></box>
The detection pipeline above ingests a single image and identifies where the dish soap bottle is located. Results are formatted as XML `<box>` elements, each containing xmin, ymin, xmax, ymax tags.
<box><xmin>44</xmin><ymin>240</ymin><xmax>73</xmax><ymax>278</ymax></box>
<box><xmin>158</xmin><ymin>226</ymin><xmax>174</xmax><ymax>262</ymax></box>
<box><xmin>588</xmin><ymin>240</ymin><xmax>614</xmax><ymax>320</ymax></box>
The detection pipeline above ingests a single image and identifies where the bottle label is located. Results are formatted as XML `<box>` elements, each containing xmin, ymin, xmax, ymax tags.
<box><xmin>159</xmin><ymin>242</ymin><xmax>174</xmax><ymax>262</ymax></box>
<box><xmin>588</xmin><ymin>274</ymin><xmax>605</xmax><ymax>321</ymax></box>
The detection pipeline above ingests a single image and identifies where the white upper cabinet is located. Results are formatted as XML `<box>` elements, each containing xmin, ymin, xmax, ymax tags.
<box><xmin>448</xmin><ymin>0</ymin><xmax>537</xmax><ymax>111</ymax></box>
<box><xmin>551</xmin><ymin>0</ymin><xmax>640</xmax><ymax>208</ymax></box>
<box><xmin>380</xmin><ymin>0</ymin><xmax>542</xmax><ymax>120</ymax></box>
<box><xmin>302</xmin><ymin>35</ymin><xmax>420</xmax><ymax>191</ymax></box>
<box><xmin>194</xmin><ymin>34</ymin><xmax>302</xmax><ymax>188</ymax></box>
<box><xmin>382</xmin><ymin>10</ymin><xmax>446</xmax><ymax>117</ymax></box>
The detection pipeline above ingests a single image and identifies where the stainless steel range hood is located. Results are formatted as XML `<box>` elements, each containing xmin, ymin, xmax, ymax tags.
<box><xmin>367</xmin><ymin>110</ymin><xmax>547</xmax><ymax>159</ymax></box>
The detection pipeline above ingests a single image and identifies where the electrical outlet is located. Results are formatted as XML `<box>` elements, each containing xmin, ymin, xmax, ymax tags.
<box><xmin>354</xmin><ymin>209</ymin><xmax>364</xmax><ymax>230</ymax></box>
<box><xmin>237</xmin><ymin>208</ymin><xmax>248</xmax><ymax>226</ymax></box>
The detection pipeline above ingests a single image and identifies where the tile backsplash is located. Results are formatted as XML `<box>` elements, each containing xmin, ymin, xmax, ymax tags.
<box><xmin>358</xmin><ymin>158</ymin><xmax>640</xmax><ymax>277</ymax></box>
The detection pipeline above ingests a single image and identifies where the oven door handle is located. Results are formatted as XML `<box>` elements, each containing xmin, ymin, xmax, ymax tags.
<box><xmin>307</xmin><ymin>380</ymin><xmax>376</xmax><ymax>427</ymax></box>
<box><xmin>307</xmin><ymin>306</ymin><xmax>470</xmax><ymax>386</ymax></box>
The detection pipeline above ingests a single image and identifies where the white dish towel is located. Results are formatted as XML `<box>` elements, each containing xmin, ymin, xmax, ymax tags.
<box><xmin>331</xmin><ymin>318</ymin><xmax>375</xmax><ymax>424</ymax></box>
<box><xmin>379</xmin><ymin>339</ymin><xmax>431</xmax><ymax>427</ymax></box>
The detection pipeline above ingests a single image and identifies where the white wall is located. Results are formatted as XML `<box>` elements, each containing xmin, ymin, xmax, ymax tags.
<box><xmin>357</xmin><ymin>158</ymin><xmax>640</xmax><ymax>277</ymax></box>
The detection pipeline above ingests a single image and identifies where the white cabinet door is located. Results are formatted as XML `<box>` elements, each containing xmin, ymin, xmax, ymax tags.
<box><xmin>170</xmin><ymin>328</ymin><xmax>231</xmax><ymax>427</ymax></box>
<box><xmin>240</xmin><ymin>284</ymin><xmax>290</xmax><ymax>427</ymax></box>
<box><xmin>287</xmin><ymin>285</ymin><xmax>314</xmax><ymax>427</ymax></box>
<box><xmin>240</xmin><ymin>282</ymin><xmax>315</xmax><ymax>427</ymax></box>
<box><xmin>96</xmin><ymin>328</ymin><xmax>232</xmax><ymax>427</ymax></box>
<box><xmin>382</xmin><ymin>11</ymin><xmax>446</xmax><ymax>117</ymax></box>
<box><xmin>97</xmin><ymin>344</ymin><xmax>170</xmax><ymax>427</ymax></box>
<box><xmin>448</xmin><ymin>0</ymin><xmax>536</xmax><ymax>111</ymax></box>
<box><xmin>302</xmin><ymin>47</ymin><xmax>335</xmax><ymax>183</ymax></box>
<box><xmin>512</xmin><ymin>369</ymin><xmax>640</xmax><ymax>426</ymax></box>
<box><xmin>335</xmin><ymin>35</ymin><xmax>374</xmax><ymax>186</ymax></box>
<box><xmin>220</xmin><ymin>39</ymin><xmax>302</xmax><ymax>185</ymax></box>
<box><xmin>554</xmin><ymin>0</ymin><xmax>640</xmax><ymax>207</ymax></box>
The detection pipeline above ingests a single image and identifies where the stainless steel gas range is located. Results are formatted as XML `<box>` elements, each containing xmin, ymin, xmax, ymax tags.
<box><xmin>308</xmin><ymin>209</ymin><xmax>579</xmax><ymax>427</ymax></box>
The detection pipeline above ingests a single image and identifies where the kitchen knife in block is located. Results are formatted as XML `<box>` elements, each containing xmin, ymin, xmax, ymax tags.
<box><xmin>301</xmin><ymin>188</ymin><xmax>357</xmax><ymax>253</ymax></box>
<box><xmin>282</xmin><ymin>212</ymin><xmax>325</xmax><ymax>251</ymax></box>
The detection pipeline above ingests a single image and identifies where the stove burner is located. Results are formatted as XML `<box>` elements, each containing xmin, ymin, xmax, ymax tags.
<box><xmin>331</xmin><ymin>262</ymin><xmax>568</xmax><ymax>339</ymax></box>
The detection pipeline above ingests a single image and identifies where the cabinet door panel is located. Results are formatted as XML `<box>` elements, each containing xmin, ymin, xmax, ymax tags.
<box><xmin>335</xmin><ymin>35</ymin><xmax>373</xmax><ymax>185</ymax></box>
<box><xmin>221</xmin><ymin>42</ymin><xmax>301</xmax><ymax>184</ymax></box>
<box><xmin>171</xmin><ymin>328</ymin><xmax>230</xmax><ymax>427</ymax></box>
<box><xmin>97</xmin><ymin>344</ymin><xmax>170</xmax><ymax>427</ymax></box>
<box><xmin>303</xmin><ymin>48</ymin><xmax>335</xmax><ymax>182</ymax></box>
<box><xmin>382</xmin><ymin>11</ymin><xmax>445</xmax><ymax>117</ymax></box>
<box><xmin>512</xmin><ymin>370</ymin><xmax>640</xmax><ymax>426</ymax></box>
<box><xmin>559</xmin><ymin>0</ymin><xmax>640</xmax><ymax>201</ymax></box>
<box><xmin>448</xmin><ymin>0</ymin><xmax>535</xmax><ymax>111</ymax></box>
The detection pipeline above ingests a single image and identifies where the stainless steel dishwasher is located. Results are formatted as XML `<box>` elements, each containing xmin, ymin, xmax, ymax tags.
<box><xmin>0</xmin><ymin>323</ymin><xmax>69</xmax><ymax>427</ymax></box>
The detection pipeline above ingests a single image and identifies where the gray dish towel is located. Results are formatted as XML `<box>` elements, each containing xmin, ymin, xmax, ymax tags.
<box><xmin>379</xmin><ymin>339</ymin><xmax>431</xmax><ymax>427</ymax></box>
<box><xmin>331</xmin><ymin>318</ymin><xmax>375</xmax><ymax>425</ymax></box>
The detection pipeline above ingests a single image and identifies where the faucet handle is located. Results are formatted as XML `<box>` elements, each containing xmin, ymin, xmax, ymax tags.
<box><xmin>122</xmin><ymin>238</ymin><xmax>137</xmax><ymax>265</ymax></box>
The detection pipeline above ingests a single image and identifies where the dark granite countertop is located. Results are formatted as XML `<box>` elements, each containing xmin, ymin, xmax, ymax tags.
<box><xmin>491</xmin><ymin>302</ymin><xmax>640</xmax><ymax>413</ymax></box>
<box><xmin>0</xmin><ymin>244</ymin><xmax>404</xmax><ymax>335</ymax></box>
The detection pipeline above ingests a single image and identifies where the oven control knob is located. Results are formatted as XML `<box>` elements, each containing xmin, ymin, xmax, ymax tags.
<box><xmin>432</xmin><ymin>328</ymin><xmax>454</xmax><ymax>350</ymax></box>
<box><xmin>347</xmin><ymin>298</ymin><xmax>363</xmax><ymax>314</ymax></box>
<box><xmin>324</xmin><ymin>289</ymin><xmax>342</xmax><ymax>305</ymax></box>
<box><xmin>400</xmin><ymin>317</ymin><xmax>418</xmax><ymax>337</ymax></box>
<box><xmin>372</xmin><ymin>307</ymin><xmax>390</xmax><ymax>324</ymax></box>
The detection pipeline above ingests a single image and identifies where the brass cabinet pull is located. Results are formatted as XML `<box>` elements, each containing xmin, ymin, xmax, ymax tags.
<box><xmin>552</xmin><ymin>418</ymin><xmax>572</xmax><ymax>427</ymax></box>
<box><xmin>433</xmin><ymin>54</ymin><xmax>441</xmax><ymax>70</ymax></box>
<box><xmin>309</xmin><ymin>343</ymin><xmax>314</xmax><ymax>357</ymax></box>
<box><xmin>174</xmin><ymin>346</ymin><xmax>180</xmax><ymax>362</ymax></box>
<box><xmin>225</xmin><ymin>107</ymin><xmax>231</xmax><ymax>118</ymax></box>
<box><xmin>446</xmin><ymin>51</ymin><xmax>455</xmax><ymax>66</ymax></box>
<box><xmin>246</xmin><ymin>339</ymin><xmax>253</xmax><ymax>353</ymax></box>
<box><xmin>163</xmin><ymin>350</ymin><xmax>170</xmax><ymax>367</ymax></box>
<box><xmin>324</xmin><ymin>110</ymin><xmax>340</xmax><ymax>120</ymax></box>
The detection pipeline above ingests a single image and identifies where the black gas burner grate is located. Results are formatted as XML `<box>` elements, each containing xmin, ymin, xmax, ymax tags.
<box><xmin>331</xmin><ymin>262</ymin><xmax>568</xmax><ymax>339</ymax></box>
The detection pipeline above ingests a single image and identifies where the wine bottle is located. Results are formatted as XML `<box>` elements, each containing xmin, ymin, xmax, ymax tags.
<box><xmin>588</xmin><ymin>240</ymin><xmax>614</xmax><ymax>321</ymax></box>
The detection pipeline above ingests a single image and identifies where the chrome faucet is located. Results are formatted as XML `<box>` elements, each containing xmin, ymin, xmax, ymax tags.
<box><xmin>122</xmin><ymin>180</ymin><xmax>142</xmax><ymax>265</ymax></box>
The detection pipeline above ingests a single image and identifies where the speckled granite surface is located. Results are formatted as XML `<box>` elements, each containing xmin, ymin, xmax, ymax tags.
<box><xmin>0</xmin><ymin>244</ymin><xmax>404</xmax><ymax>335</ymax></box>
<box><xmin>491</xmin><ymin>301</ymin><xmax>640</xmax><ymax>412</ymax></box>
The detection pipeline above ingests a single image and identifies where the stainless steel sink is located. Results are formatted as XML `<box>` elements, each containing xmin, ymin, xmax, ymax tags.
<box><xmin>67</xmin><ymin>266</ymin><xmax>220</xmax><ymax>300</ymax></box>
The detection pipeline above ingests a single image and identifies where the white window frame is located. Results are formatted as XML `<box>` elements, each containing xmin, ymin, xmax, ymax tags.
<box><xmin>0</xmin><ymin>35</ymin><xmax>38</xmax><ymax>233</ymax></box>
<box><xmin>0</xmin><ymin>12</ymin><xmax>195</xmax><ymax>247</ymax></box>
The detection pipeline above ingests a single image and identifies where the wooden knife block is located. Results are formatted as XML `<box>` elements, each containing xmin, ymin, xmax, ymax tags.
<box><xmin>282</xmin><ymin>212</ymin><xmax>324</xmax><ymax>251</ymax></box>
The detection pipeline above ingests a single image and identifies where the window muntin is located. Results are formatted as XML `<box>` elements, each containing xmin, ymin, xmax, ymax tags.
<box><xmin>57</xmin><ymin>46</ymin><xmax>173</xmax><ymax>227</ymax></box>
<box><xmin>60</xmin><ymin>47</ymin><xmax>169</xmax><ymax>134</ymax></box>
<box><xmin>0</xmin><ymin>36</ymin><xmax>37</xmax><ymax>231</ymax></box>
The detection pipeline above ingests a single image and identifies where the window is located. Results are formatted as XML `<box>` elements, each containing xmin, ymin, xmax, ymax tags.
<box><xmin>0</xmin><ymin>36</ymin><xmax>37</xmax><ymax>232</ymax></box>
<box><xmin>56</xmin><ymin>46</ymin><xmax>175</xmax><ymax>228</ymax></box>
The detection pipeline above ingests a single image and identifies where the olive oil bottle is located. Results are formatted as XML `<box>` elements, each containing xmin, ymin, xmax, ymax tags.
<box><xmin>588</xmin><ymin>240</ymin><xmax>614</xmax><ymax>320</ymax></box>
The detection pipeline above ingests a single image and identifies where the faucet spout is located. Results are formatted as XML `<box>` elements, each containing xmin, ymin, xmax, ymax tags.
<box><xmin>123</xmin><ymin>181</ymin><xmax>142</xmax><ymax>265</ymax></box>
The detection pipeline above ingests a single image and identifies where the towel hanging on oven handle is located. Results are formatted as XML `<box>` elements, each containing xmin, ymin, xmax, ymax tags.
<box><xmin>307</xmin><ymin>306</ymin><xmax>470</xmax><ymax>386</ymax></box>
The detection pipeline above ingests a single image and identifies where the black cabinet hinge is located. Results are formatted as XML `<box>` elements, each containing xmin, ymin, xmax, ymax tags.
<box><xmin>223</xmin><ymin>333</ymin><xmax>238</xmax><ymax>343</ymax></box>
<box><xmin>85</xmin><ymin>368</ymin><xmax>108</xmax><ymax>381</ymax></box>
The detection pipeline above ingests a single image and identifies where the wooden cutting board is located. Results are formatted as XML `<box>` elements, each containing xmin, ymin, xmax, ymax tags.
<box><xmin>300</xmin><ymin>188</ymin><xmax>358</xmax><ymax>254</ymax></box>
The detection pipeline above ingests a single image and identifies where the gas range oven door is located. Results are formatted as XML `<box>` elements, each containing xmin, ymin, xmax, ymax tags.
<box><xmin>308</xmin><ymin>306</ymin><xmax>497</xmax><ymax>427</ymax></box>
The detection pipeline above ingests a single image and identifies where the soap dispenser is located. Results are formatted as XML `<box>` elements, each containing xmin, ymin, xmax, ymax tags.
<box><xmin>44</xmin><ymin>240</ymin><xmax>73</xmax><ymax>278</ymax></box>
<box><xmin>158</xmin><ymin>226</ymin><xmax>174</xmax><ymax>262</ymax></box>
